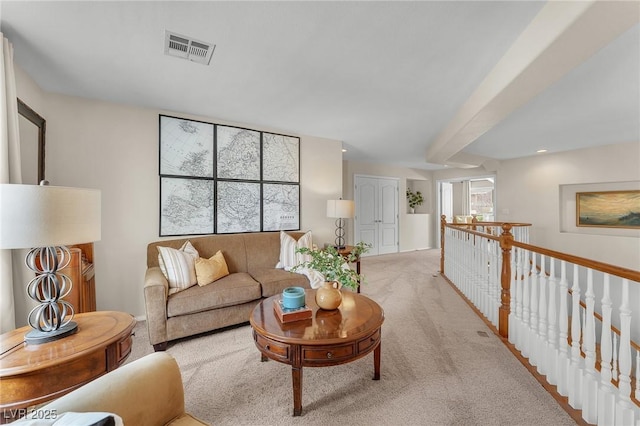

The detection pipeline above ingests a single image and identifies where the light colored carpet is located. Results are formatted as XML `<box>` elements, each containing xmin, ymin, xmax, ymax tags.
<box><xmin>128</xmin><ymin>249</ymin><xmax>575</xmax><ymax>425</ymax></box>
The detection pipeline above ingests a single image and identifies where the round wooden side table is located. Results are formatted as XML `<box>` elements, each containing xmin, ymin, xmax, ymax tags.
<box><xmin>0</xmin><ymin>311</ymin><xmax>136</xmax><ymax>423</ymax></box>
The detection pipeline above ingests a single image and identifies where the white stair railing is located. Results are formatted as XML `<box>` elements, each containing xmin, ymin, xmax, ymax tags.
<box><xmin>440</xmin><ymin>216</ymin><xmax>640</xmax><ymax>425</ymax></box>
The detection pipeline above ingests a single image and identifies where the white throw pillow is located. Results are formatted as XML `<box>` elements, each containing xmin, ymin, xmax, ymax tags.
<box><xmin>157</xmin><ymin>241</ymin><xmax>199</xmax><ymax>295</ymax></box>
<box><xmin>276</xmin><ymin>231</ymin><xmax>312</xmax><ymax>269</ymax></box>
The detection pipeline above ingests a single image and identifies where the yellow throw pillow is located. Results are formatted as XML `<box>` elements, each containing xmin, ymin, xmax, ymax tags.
<box><xmin>195</xmin><ymin>250</ymin><xmax>230</xmax><ymax>286</ymax></box>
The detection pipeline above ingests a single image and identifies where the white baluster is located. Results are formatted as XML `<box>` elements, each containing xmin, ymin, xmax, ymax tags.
<box><xmin>635</xmin><ymin>351</ymin><xmax>639</xmax><ymax>410</ymax></box>
<box><xmin>556</xmin><ymin>260</ymin><xmax>569</xmax><ymax>396</ymax></box>
<box><xmin>546</xmin><ymin>258</ymin><xmax>558</xmax><ymax>385</ymax></box>
<box><xmin>513</xmin><ymin>246</ymin><xmax>523</xmax><ymax>349</ymax></box>
<box><xmin>495</xmin><ymin>240</ymin><xmax>502</xmax><ymax>329</ymax></box>
<box><xmin>615</xmin><ymin>279</ymin><xmax>634</xmax><ymax>425</ymax></box>
<box><xmin>470</xmin><ymin>235</ymin><xmax>477</xmax><ymax>306</ymax></box>
<box><xmin>521</xmin><ymin>249</ymin><xmax>531</xmax><ymax>358</ymax></box>
<box><xmin>484</xmin><ymin>238</ymin><xmax>491</xmax><ymax>321</ymax></box>
<box><xmin>582</xmin><ymin>269</ymin><xmax>598</xmax><ymax>423</ymax></box>
<box><xmin>529</xmin><ymin>253</ymin><xmax>539</xmax><ymax>367</ymax></box>
<box><xmin>613</xmin><ymin>334</ymin><xmax>619</xmax><ymax>382</ymax></box>
<box><xmin>478</xmin><ymin>237</ymin><xmax>487</xmax><ymax>318</ymax></box>
<box><xmin>457</xmin><ymin>230</ymin><xmax>463</xmax><ymax>290</ymax></box>
<box><xmin>597</xmin><ymin>274</ymin><xmax>615</xmax><ymax>426</ymax></box>
<box><xmin>537</xmin><ymin>255</ymin><xmax>548</xmax><ymax>376</ymax></box>
<box><xmin>568</xmin><ymin>264</ymin><xmax>583</xmax><ymax>409</ymax></box>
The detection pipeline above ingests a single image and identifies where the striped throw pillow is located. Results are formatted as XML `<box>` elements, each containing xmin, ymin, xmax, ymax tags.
<box><xmin>157</xmin><ymin>241</ymin><xmax>199</xmax><ymax>295</ymax></box>
<box><xmin>276</xmin><ymin>230</ymin><xmax>312</xmax><ymax>269</ymax></box>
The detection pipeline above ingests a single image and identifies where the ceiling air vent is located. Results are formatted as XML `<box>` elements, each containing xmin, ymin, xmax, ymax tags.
<box><xmin>164</xmin><ymin>31</ymin><xmax>215</xmax><ymax>65</ymax></box>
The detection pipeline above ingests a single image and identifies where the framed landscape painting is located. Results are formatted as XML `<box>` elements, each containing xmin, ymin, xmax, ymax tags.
<box><xmin>576</xmin><ymin>190</ymin><xmax>640</xmax><ymax>229</ymax></box>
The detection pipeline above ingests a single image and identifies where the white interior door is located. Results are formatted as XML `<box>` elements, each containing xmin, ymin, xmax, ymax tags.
<box><xmin>441</xmin><ymin>182</ymin><xmax>453</xmax><ymax>222</ymax></box>
<box><xmin>355</xmin><ymin>176</ymin><xmax>377</xmax><ymax>252</ymax></box>
<box><xmin>377</xmin><ymin>178</ymin><xmax>398</xmax><ymax>254</ymax></box>
<box><xmin>355</xmin><ymin>175</ymin><xmax>398</xmax><ymax>256</ymax></box>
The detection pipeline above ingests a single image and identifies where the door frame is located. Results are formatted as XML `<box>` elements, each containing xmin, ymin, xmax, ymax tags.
<box><xmin>435</xmin><ymin>174</ymin><xmax>497</xmax><ymax>249</ymax></box>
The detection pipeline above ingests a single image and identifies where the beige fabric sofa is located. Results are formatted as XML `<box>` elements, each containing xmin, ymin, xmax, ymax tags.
<box><xmin>38</xmin><ymin>352</ymin><xmax>208</xmax><ymax>425</ymax></box>
<box><xmin>145</xmin><ymin>231</ymin><xmax>310</xmax><ymax>351</ymax></box>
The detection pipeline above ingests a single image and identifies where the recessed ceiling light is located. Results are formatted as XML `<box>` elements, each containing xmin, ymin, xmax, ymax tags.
<box><xmin>341</xmin><ymin>149</ymin><xmax>347</xmax><ymax>153</ymax></box>
<box><xmin>537</xmin><ymin>149</ymin><xmax>548</xmax><ymax>153</ymax></box>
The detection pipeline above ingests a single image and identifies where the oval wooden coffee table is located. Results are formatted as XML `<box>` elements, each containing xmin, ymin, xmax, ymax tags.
<box><xmin>249</xmin><ymin>289</ymin><xmax>384</xmax><ymax>416</ymax></box>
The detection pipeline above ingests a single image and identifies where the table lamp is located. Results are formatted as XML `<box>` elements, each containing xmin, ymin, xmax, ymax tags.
<box><xmin>0</xmin><ymin>183</ymin><xmax>101</xmax><ymax>344</ymax></box>
<box><xmin>326</xmin><ymin>199</ymin><xmax>355</xmax><ymax>249</ymax></box>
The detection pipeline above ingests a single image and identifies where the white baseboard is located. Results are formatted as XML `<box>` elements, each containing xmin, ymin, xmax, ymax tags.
<box><xmin>399</xmin><ymin>247</ymin><xmax>432</xmax><ymax>252</ymax></box>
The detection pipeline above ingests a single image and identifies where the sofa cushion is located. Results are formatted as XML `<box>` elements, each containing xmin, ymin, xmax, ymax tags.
<box><xmin>167</xmin><ymin>272</ymin><xmax>261</xmax><ymax>317</ymax></box>
<box><xmin>195</xmin><ymin>250</ymin><xmax>230</xmax><ymax>286</ymax></box>
<box><xmin>158</xmin><ymin>241</ymin><xmax>199</xmax><ymax>295</ymax></box>
<box><xmin>148</xmin><ymin>234</ymin><xmax>249</xmax><ymax>273</ymax></box>
<box><xmin>275</xmin><ymin>230</ymin><xmax>313</xmax><ymax>269</ymax></box>
<box><xmin>243</xmin><ymin>231</ymin><xmax>301</xmax><ymax>273</ymax></box>
<box><xmin>250</xmin><ymin>268</ymin><xmax>311</xmax><ymax>298</ymax></box>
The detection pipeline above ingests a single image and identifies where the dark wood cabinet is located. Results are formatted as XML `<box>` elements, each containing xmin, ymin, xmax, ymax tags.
<box><xmin>60</xmin><ymin>243</ymin><xmax>96</xmax><ymax>313</ymax></box>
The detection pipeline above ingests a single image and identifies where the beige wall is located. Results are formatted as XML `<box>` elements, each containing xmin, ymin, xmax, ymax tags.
<box><xmin>14</xmin><ymin>67</ymin><xmax>343</xmax><ymax>323</ymax></box>
<box><xmin>496</xmin><ymin>142</ymin><xmax>640</xmax><ymax>270</ymax></box>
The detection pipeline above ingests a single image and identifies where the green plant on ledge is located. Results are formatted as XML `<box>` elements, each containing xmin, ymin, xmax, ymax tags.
<box><xmin>293</xmin><ymin>242</ymin><xmax>371</xmax><ymax>291</ymax></box>
<box><xmin>406</xmin><ymin>188</ymin><xmax>424</xmax><ymax>209</ymax></box>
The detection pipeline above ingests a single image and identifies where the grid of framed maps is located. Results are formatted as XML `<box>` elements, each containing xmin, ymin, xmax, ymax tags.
<box><xmin>159</xmin><ymin>115</ymin><xmax>300</xmax><ymax>236</ymax></box>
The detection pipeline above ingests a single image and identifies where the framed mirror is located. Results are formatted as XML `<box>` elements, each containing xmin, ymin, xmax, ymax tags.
<box><xmin>17</xmin><ymin>98</ymin><xmax>46</xmax><ymax>184</ymax></box>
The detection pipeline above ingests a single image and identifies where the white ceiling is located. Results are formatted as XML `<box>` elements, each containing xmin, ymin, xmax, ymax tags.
<box><xmin>1</xmin><ymin>1</ymin><xmax>638</xmax><ymax>170</ymax></box>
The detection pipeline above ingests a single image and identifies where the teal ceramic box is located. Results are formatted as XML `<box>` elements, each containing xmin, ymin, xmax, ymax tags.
<box><xmin>281</xmin><ymin>286</ymin><xmax>305</xmax><ymax>309</ymax></box>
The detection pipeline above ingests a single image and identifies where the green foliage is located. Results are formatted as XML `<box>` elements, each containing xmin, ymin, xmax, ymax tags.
<box><xmin>292</xmin><ymin>242</ymin><xmax>371</xmax><ymax>291</ymax></box>
<box><xmin>406</xmin><ymin>188</ymin><xmax>424</xmax><ymax>209</ymax></box>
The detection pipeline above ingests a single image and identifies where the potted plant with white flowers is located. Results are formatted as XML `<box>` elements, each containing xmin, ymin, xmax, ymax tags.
<box><xmin>293</xmin><ymin>242</ymin><xmax>370</xmax><ymax>309</ymax></box>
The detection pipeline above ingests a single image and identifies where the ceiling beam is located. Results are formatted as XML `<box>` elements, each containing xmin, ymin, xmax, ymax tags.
<box><xmin>425</xmin><ymin>0</ymin><xmax>640</xmax><ymax>167</ymax></box>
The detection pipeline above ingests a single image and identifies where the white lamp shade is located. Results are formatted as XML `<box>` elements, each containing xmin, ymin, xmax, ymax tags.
<box><xmin>0</xmin><ymin>184</ymin><xmax>101</xmax><ymax>249</ymax></box>
<box><xmin>326</xmin><ymin>199</ymin><xmax>355</xmax><ymax>219</ymax></box>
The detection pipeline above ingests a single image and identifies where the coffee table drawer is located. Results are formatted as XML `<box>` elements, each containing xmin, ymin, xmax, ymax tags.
<box><xmin>255</xmin><ymin>333</ymin><xmax>290</xmax><ymax>361</ymax></box>
<box><xmin>303</xmin><ymin>344</ymin><xmax>355</xmax><ymax>364</ymax></box>
<box><xmin>357</xmin><ymin>329</ymin><xmax>381</xmax><ymax>354</ymax></box>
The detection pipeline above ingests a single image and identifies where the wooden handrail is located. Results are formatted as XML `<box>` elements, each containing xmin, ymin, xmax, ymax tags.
<box><xmin>442</xmin><ymin>218</ymin><xmax>640</xmax><ymax>284</ymax></box>
<box><xmin>511</xmin><ymin>240</ymin><xmax>640</xmax><ymax>283</ymax></box>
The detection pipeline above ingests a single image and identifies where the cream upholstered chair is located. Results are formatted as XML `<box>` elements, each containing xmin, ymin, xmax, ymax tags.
<box><xmin>39</xmin><ymin>352</ymin><xmax>208</xmax><ymax>426</ymax></box>
<box><xmin>453</xmin><ymin>215</ymin><xmax>471</xmax><ymax>224</ymax></box>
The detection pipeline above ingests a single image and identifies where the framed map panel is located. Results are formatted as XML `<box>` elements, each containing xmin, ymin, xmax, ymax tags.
<box><xmin>160</xmin><ymin>116</ymin><xmax>214</xmax><ymax>177</ymax></box>
<box><xmin>159</xmin><ymin>114</ymin><xmax>301</xmax><ymax>236</ymax></box>
<box><xmin>263</xmin><ymin>183</ymin><xmax>300</xmax><ymax>231</ymax></box>
<box><xmin>216</xmin><ymin>125</ymin><xmax>260</xmax><ymax>180</ymax></box>
<box><xmin>160</xmin><ymin>177</ymin><xmax>214</xmax><ymax>236</ymax></box>
<box><xmin>217</xmin><ymin>181</ymin><xmax>261</xmax><ymax>233</ymax></box>
<box><xmin>263</xmin><ymin>133</ymin><xmax>299</xmax><ymax>182</ymax></box>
